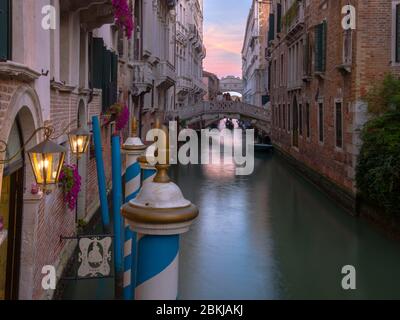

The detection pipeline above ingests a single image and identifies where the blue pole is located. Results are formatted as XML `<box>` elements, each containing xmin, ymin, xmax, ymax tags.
<box><xmin>112</xmin><ymin>134</ymin><xmax>123</xmax><ymax>299</ymax></box>
<box><xmin>92</xmin><ymin>116</ymin><xmax>110</xmax><ymax>232</ymax></box>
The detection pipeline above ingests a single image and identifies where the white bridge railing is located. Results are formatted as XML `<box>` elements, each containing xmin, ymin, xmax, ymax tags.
<box><xmin>168</xmin><ymin>101</ymin><xmax>270</xmax><ymax>123</ymax></box>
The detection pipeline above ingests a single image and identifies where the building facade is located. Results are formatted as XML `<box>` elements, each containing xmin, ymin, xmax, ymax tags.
<box><xmin>202</xmin><ymin>70</ymin><xmax>220</xmax><ymax>101</ymax></box>
<box><xmin>268</xmin><ymin>0</ymin><xmax>400</xmax><ymax>211</ymax></box>
<box><xmin>242</xmin><ymin>0</ymin><xmax>271</xmax><ymax>107</ymax></box>
<box><xmin>0</xmin><ymin>0</ymin><xmax>137</xmax><ymax>300</ymax></box>
<box><xmin>176</xmin><ymin>0</ymin><xmax>207</xmax><ymax>108</ymax></box>
<box><xmin>219</xmin><ymin>76</ymin><xmax>243</xmax><ymax>96</ymax></box>
<box><xmin>129</xmin><ymin>0</ymin><xmax>178</xmax><ymax>136</ymax></box>
<box><xmin>130</xmin><ymin>0</ymin><xmax>206</xmax><ymax>137</ymax></box>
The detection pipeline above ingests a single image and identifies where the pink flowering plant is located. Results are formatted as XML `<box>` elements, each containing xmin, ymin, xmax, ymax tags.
<box><xmin>116</xmin><ymin>104</ymin><xmax>130</xmax><ymax>131</ymax></box>
<box><xmin>59</xmin><ymin>164</ymin><xmax>82</xmax><ymax>211</ymax></box>
<box><xmin>105</xmin><ymin>102</ymin><xmax>130</xmax><ymax>131</ymax></box>
<box><xmin>112</xmin><ymin>0</ymin><xmax>134</xmax><ymax>39</ymax></box>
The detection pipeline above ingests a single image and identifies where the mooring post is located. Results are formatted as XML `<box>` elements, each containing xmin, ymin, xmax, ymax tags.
<box><xmin>122</xmin><ymin>127</ymin><xmax>199</xmax><ymax>300</ymax></box>
<box><xmin>121</xmin><ymin>120</ymin><xmax>147</xmax><ymax>300</ymax></box>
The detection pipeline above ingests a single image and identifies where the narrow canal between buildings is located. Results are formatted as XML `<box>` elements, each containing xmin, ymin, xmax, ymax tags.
<box><xmin>173</xmin><ymin>148</ymin><xmax>400</xmax><ymax>300</ymax></box>
<box><xmin>61</xmin><ymin>125</ymin><xmax>400</xmax><ymax>300</ymax></box>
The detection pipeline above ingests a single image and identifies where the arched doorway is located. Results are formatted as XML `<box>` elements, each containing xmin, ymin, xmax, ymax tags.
<box><xmin>292</xmin><ymin>95</ymin><xmax>299</xmax><ymax>148</ymax></box>
<box><xmin>76</xmin><ymin>100</ymin><xmax>87</xmax><ymax>221</ymax></box>
<box><xmin>0</xmin><ymin>109</ymin><xmax>32</xmax><ymax>300</ymax></box>
<box><xmin>0</xmin><ymin>85</ymin><xmax>42</xmax><ymax>300</ymax></box>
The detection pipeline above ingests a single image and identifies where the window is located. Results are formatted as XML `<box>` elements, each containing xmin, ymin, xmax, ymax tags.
<box><xmin>283</xmin><ymin>104</ymin><xmax>286</xmax><ymax>130</ymax></box>
<box><xmin>278</xmin><ymin>104</ymin><xmax>281</xmax><ymax>129</ymax></box>
<box><xmin>280</xmin><ymin>54</ymin><xmax>284</xmax><ymax>86</ymax></box>
<box><xmin>0</xmin><ymin>0</ymin><xmax>11</xmax><ymax>61</ymax></box>
<box><xmin>318</xmin><ymin>102</ymin><xmax>324</xmax><ymax>143</ymax></box>
<box><xmin>306</xmin><ymin>103</ymin><xmax>310</xmax><ymax>138</ymax></box>
<box><xmin>395</xmin><ymin>3</ymin><xmax>400</xmax><ymax>63</ymax></box>
<box><xmin>91</xmin><ymin>38</ymin><xmax>118</xmax><ymax>112</ymax></box>
<box><xmin>314</xmin><ymin>21</ymin><xmax>327</xmax><ymax>72</ymax></box>
<box><xmin>343</xmin><ymin>30</ymin><xmax>352</xmax><ymax>65</ymax></box>
<box><xmin>335</xmin><ymin>102</ymin><xmax>343</xmax><ymax>148</ymax></box>
<box><xmin>287</xmin><ymin>104</ymin><xmax>291</xmax><ymax>132</ymax></box>
<box><xmin>303</xmin><ymin>33</ymin><xmax>312</xmax><ymax>77</ymax></box>
<box><xmin>299</xmin><ymin>104</ymin><xmax>303</xmax><ymax>136</ymax></box>
<box><xmin>277</xmin><ymin>3</ymin><xmax>282</xmax><ymax>34</ymax></box>
<box><xmin>268</xmin><ymin>13</ymin><xmax>275</xmax><ymax>42</ymax></box>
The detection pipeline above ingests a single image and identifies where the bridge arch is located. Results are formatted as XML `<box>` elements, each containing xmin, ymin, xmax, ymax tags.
<box><xmin>168</xmin><ymin>101</ymin><xmax>271</xmax><ymax>134</ymax></box>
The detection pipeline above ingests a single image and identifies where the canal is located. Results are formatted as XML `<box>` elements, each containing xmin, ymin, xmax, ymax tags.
<box><xmin>61</xmin><ymin>127</ymin><xmax>400</xmax><ymax>300</ymax></box>
<box><xmin>174</xmin><ymin>149</ymin><xmax>400</xmax><ymax>300</ymax></box>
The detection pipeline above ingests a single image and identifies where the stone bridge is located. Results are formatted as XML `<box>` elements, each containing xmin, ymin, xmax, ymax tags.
<box><xmin>167</xmin><ymin>101</ymin><xmax>271</xmax><ymax>134</ymax></box>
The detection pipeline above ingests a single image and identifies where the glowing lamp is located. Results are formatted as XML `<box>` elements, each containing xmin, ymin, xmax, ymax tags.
<box><xmin>27</xmin><ymin>139</ymin><xmax>66</xmax><ymax>190</ymax></box>
<box><xmin>68</xmin><ymin>126</ymin><xmax>90</xmax><ymax>158</ymax></box>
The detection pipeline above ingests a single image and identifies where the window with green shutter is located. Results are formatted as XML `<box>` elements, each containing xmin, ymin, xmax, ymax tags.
<box><xmin>268</xmin><ymin>14</ymin><xmax>275</xmax><ymax>42</ymax></box>
<box><xmin>0</xmin><ymin>0</ymin><xmax>11</xmax><ymax>61</ymax></box>
<box><xmin>277</xmin><ymin>3</ymin><xmax>282</xmax><ymax>34</ymax></box>
<box><xmin>396</xmin><ymin>4</ymin><xmax>400</xmax><ymax>63</ymax></box>
<box><xmin>92</xmin><ymin>38</ymin><xmax>105</xmax><ymax>89</ymax></box>
<box><xmin>91</xmin><ymin>37</ymin><xmax>119</xmax><ymax>112</ymax></box>
<box><xmin>314</xmin><ymin>21</ymin><xmax>327</xmax><ymax>72</ymax></box>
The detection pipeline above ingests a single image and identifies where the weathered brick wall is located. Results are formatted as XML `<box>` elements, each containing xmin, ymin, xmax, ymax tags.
<box><xmin>0</xmin><ymin>78</ymin><xmax>112</xmax><ymax>299</ymax></box>
<box><xmin>271</xmin><ymin>0</ymin><xmax>400</xmax><ymax>196</ymax></box>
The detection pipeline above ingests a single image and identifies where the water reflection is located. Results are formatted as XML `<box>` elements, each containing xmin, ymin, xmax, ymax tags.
<box><xmin>171</xmin><ymin>121</ymin><xmax>400</xmax><ymax>300</ymax></box>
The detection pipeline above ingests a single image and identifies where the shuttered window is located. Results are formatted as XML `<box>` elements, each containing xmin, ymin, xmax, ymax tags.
<box><xmin>335</xmin><ymin>102</ymin><xmax>343</xmax><ymax>148</ymax></box>
<box><xmin>299</xmin><ymin>104</ymin><xmax>303</xmax><ymax>136</ymax></box>
<box><xmin>268</xmin><ymin>14</ymin><xmax>275</xmax><ymax>42</ymax></box>
<box><xmin>306</xmin><ymin>103</ymin><xmax>310</xmax><ymax>138</ymax></box>
<box><xmin>396</xmin><ymin>4</ymin><xmax>400</xmax><ymax>63</ymax></box>
<box><xmin>91</xmin><ymin>37</ymin><xmax>118</xmax><ymax>112</ymax></box>
<box><xmin>303</xmin><ymin>33</ymin><xmax>311</xmax><ymax>76</ymax></box>
<box><xmin>314</xmin><ymin>21</ymin><xmax>327</xmax><ymax>72</ymax></box>
<box><xmin>0</xmin><ymin>0</ymin><xmax>11</xmax><ymax>61</ymax></box>
<box><xmin>277</xmin><ymin>3</ymin><xmax>282</xmax><ymax>34</ymax></box>
<box><xmin>318</xmin><ymin>103</ymin><xmax>324</xmax><ymax>143</ymax></box>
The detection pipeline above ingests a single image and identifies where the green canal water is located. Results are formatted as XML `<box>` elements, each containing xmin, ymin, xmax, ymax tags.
<box><xmin>61</xmin><ymin>139</ymin><xmax>400</xmax><ymax>300</ymax></box>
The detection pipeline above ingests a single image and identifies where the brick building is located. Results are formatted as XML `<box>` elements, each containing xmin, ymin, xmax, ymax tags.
<box><xmin>268</xmin><ymin>0</ymin><xmax>400</xmax><ymax>211</ymax></box>
<box><xmin>0</xmin><ymin>0</ymin><xmax>135</xmax><ymax>300</ymax></box>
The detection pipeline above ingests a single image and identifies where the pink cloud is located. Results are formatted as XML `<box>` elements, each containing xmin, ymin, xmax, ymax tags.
<box><xmin>203</xmin><ymin>23</ymin><xmax>244</xmax><ymax>78</ymax></box>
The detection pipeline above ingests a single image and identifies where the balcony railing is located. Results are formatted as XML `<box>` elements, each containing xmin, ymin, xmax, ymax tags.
<box><xmin>177</xmin><ymin>77</ymin><xmax>193</xmax><ymax>92</ymax></box>
<box><xmin>60</xmin><ymin>0</ymin><xmax>114</xmax><ymax>30</ymax></box>
<box><xmin>283</xmin><ymin>1</ymin><xmax>304</xmax><ymax>40</ymax></box>
<box><xmin>157</xmin><ymin>60</ymin><xmax>177</xmax><ymax>89</ymax></box>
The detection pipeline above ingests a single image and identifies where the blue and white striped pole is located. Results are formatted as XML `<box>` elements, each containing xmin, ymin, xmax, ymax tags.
<box><xmin>122</xmin><ymin>134</ymin><xmax>147</xmax><ymax>300</ymax></box>
<box><xmin>122</xmin><ymin>163</ymin><xmax>199</xmax><ymax>300</ymax></box>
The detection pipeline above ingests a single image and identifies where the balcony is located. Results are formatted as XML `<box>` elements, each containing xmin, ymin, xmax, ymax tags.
<box><xmin>156</xmin><ymin>60</ymin><xmax>177</xmax><ymax>89</ymax></box>
<box><xmin>60</xmin><ymin>0</ymin><xmax>114</xmax><ymax>30</ymax></box>
<box><xmin>61</xmin><ymin>0</ymin><xmax>110</xmax><ymax>11</ymax></box>
<box><xmin>283</xmin><ymin>1</ymin><xmax>305</xmax><ymax>43</ymax></box>
<box><xmin>192</xmin><ymin>78</ymin><xmax>207</xmax><ymax>95</ymax></box>
<box><xmin>177</xmin><ymin>77</ymin><xmax>193</xmax><ymax>92</ymax></box>
<box><xmin>132</xmin><ymin>61</ymin><xmax>153</xmax><ymax>96</ymax></box>
<box><xmin>176</xmin><ymin>77</ymin><xmax>193</xmax><ymax>101</ymax></box>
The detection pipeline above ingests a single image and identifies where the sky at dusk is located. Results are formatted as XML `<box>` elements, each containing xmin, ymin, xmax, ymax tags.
<box><xmin>203</xmin><ymin>0</ymin><xmax>252</xmax><ymax>79</ymax></box>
